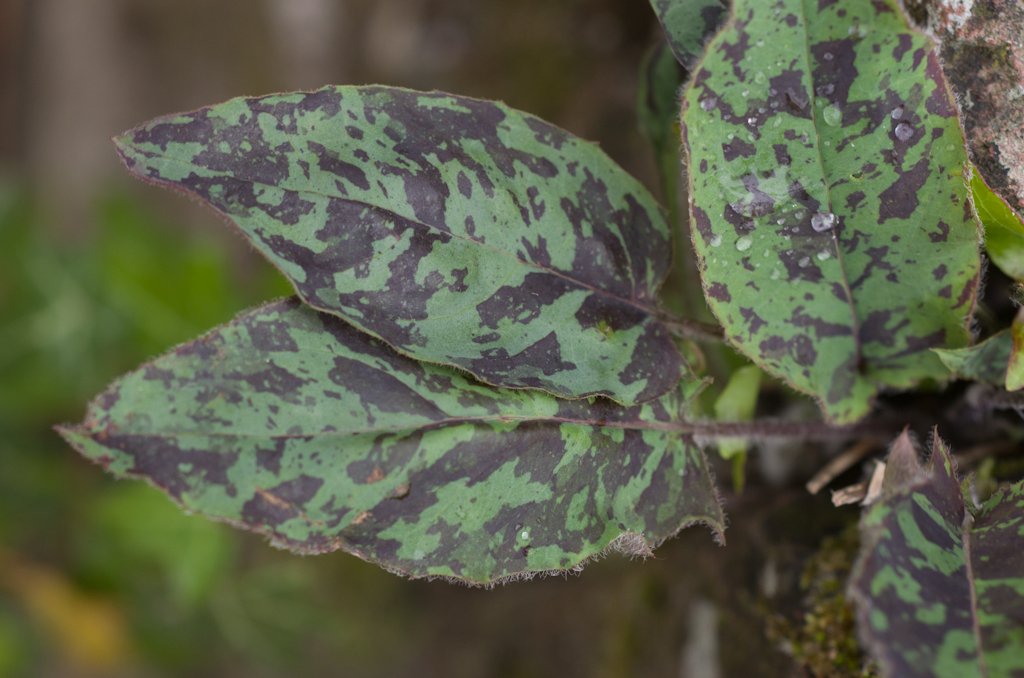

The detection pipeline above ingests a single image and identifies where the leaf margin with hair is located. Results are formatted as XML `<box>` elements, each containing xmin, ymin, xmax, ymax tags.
<box><xmin>680</xmin><ymin>0</ymin><xmax>980</xmax><ymax>424</ymax></box>
<box><xmin>849</xmin><ymin>429</ymin><xmax>1024</xmax><ymax>678</ymax></box>
<box><xmin>56</xmin><ymin>298</ymin><xmax>724</xmax><ymax>586</ymax></box>
<box><xmin>649</xmin><ymin>0</ymin><xmax>730</xmax><ymax>69</ymax></box>
<box><xmin>113</xmin><ymin>85</ymin><xmax>688</xmax><ymax>406</ymax></box>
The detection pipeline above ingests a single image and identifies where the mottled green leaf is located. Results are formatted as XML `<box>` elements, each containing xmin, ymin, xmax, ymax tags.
<box><xmin>649</xmin><ymin>0</ymin><xmax>729</xmax><ymax>69</ymax></box>
<box><xmin>973</xmin><ymin>168</ymin><xmax>1024</xmax><ymax>283</ymax></box>
<box><xmin>933</xmin><ymin>330</ymin><xmax>1013</xmax><ymax>386</ymax></box>
<box><xmin>681</xmin><ymin>0</ymin><xmax>981</xmax><ymax>423</ymax></box>
<box><xmin>58</xmin><ymin>298</ymin><xmax>723</xmax><ymax>585</ymax></box>
<box><xmin>114</xmin><ymin>86</ymin><xmax>689</xmax><ymax>406</ymax></box>
<box><xmin>1007</xmin><ymin>308</ymin><xmax>1024</xmax><ymax>391</ymax></box>
<box><xmin>850</xmin><ymin>430</ymin><xmax>1024</xmax><ymax>678</ymax></box>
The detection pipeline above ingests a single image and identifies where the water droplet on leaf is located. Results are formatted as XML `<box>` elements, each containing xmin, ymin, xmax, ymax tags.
<box><xmin>748</xmin><ymin>117</ymin><xmax>757</xmax><ymax>125</ymax></box>
<box><xmin>816</xmin><ymin>83</ymin><xmax>835</xmax><ymax>96</ymax></box>
<box><xmin>755</xmin><ymin>71</ymin><xmax>767</xmax><ymax>84</ymax></box>
<box><xmin>823</xmin><ymin>104</ymin><xmax>842</xmax><ymax>126</ymax></box>
<box><xmin>798</xmin><ymin>256</ymin><xmax>811</xmax><ymax>268</ymax></box>
<box><xmin>890</xmin><ymin>104</ymin><xmax>904</xmax><ymax>120</ymax></box>
<box><xmin>736</xmin><ymin>235</ymin><xmax>754</xmax><ymax>251</ymax></box>
<box><xmin>709</xmin><ymin>234</ymin><xmax>722</xmax><ymax>247</ymax></box>
<box><xmin>817</xmin><ymin>250</ymin><xmax>831</xmax><ymax>261</ymax></box>
<box><xmin>894</xmin><ymin>122</ymin><xmax>913</xmax><ymax>142</ymax></box>
<box><xmin>823</xmin><ymin>52</ymin><xmax>833</xmax><ymax>61</ymax></box>
<box><xmin>701</xmin><ymin>97</ymin><xmax>718</xmax><ymax>111</ymax></box>
<box><xmin>811</xmin><ymin>211</ymin><xmax>836</xmax><ymax>232</ymax></box>
<box><xmin>742</xmin><ymin>90</ymin><xmax>750</xmax><ymax>97</ymax></box>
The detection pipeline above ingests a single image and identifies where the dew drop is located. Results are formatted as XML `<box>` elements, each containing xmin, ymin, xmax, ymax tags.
<box><xmin>758</xmin><ymin>107</ymin><xmax>766</xmax><ymax>114</ymax></box>
<box><xmin>774</xmin><ymin>8</ymin><xmax>780</xmax><ymax>15</ymax></box>
<box><xmin>768</xmin><ymin>88</ymin><xmax>778</xmax><ymax>96</ymax></box>
<box><xmin>754</xmin><ymin>71</ymin><xmax>767</xmax><ymax>84</ymax></box>
<box><xmin>770</xmin><ymin>101</ymin><xmax>779</xmax><ymax>109</ymax></box>
<box><xmin>709</xmin><ymin>234</ymin><xmax>722</xmax><ymax>247</ymax></box>
<box><xmin>798</xmin><ymin>256</ymin><xmax>811</xmax><ymax>268</ymax></box>
<box><xmin>823</xmin><ymin>52</ymin><xmax>833</xmax><ymax>61</ymax></box>
<box><xmin>776</xmin><ymin>218</ymin><xmax>785</xmax><ymax>225</ymax></box>
<box><xmin>747</xmin><ymin>133</ymin><xmax>755</xmax><ymax>141</ymax></box>
<box><xmin>723</xmin><ymin>114</ymin><xmax>732</xmax><ymax>120</ymax></box>
<box><xmin>521</xmin><ymin>530</ymin><xmax>530</xmax><ymax>540</ymax></box>
<box><xmin>727</xmin><ymin>133</ymin><xmax>734</xmax><ymax>140</ymax></box>
<box><xmin>776</xmin><ymin>61</ymin><xmax>783</xmax><ymax>67</ymax></box>
<box><xmin>890</xmin><ymin>104</ymin><xmax>904</xmax><ymax>120</ymax></box>
<box><xmin>816</xmin><ymin>83</ymin><xmax>835</xmax><ymax>96</ymax></box>
<box><xmin>770</xmin><ymin>268</ymin><xmax>781</xmax><ymax>280</ymax></box>
<box><xmin>773</xmin><ymin>117</ymin><xmax>782</xmax><ymax>127</ymax></box>
<box><xmin>817</xmin><ymin>250</ymin><xmax>831</xmax><ymax>261</ymax></box>
<box><xmin>823</xmin><ymin>104</ymin><xmax>842</xmax><ymax>127</ymax></box>
<box><xmin>756</xmin><ymin>39</ymin><xmax>765</xmax><ymax>47</ymax></box>
<box><xmin>736</xmin><ymin>235</ymin><xmax>754</xmax><ymax>252</ymax></box>
<box><xmin>946</xmin><ymin>143</ymin><xmax>955</xmax><ymax>151</ymax></box>
<box><xmin>794</xmin><ymin>209</ymin><xmax>806</xmax><ymax>220</ymax></box>
<box><xmin>748</xmin><ymin>117</ymin><xmax>758</xmax><ymax>125</ymax></box>
<box><xmin>823</xmin><ymin>140</ymin><xmax>831</xmax><ymax>146</ymax></box>
<box><xmin>763</xmin><ymin>250</ymin><xmax>770</xmax><ymax>258</ymax></box>
<box><xmin>701</xmin><ymin>97</ymin><xmax>718</xmax><ymax>111</ymax></box>
<box><xmin>742</xmin><ymin>90</ymin><xmax>750</xmax><ymax>97</ymax></box>
<box><xmin>816</xmin><ymin>98</ymin><xmax>826</xmax><ymax>108</ymax></box>
<box><xmin>894</xmin><ymin>122</ymin><xmax>913</xmax><ymax>142</ymax></box>
<box><xmin>811</xmin><ymin>211</ymin><xmax>836</xmax><ymax>232</ymax></box>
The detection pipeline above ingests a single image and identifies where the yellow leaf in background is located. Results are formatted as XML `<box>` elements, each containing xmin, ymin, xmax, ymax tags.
<box><xmin>0</xmin><ymin>550</ymin><xmax>132</xmax><ymax>672</ymax></box>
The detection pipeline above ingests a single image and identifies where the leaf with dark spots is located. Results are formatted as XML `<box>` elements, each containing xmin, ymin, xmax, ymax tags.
<box><xmin>649</xmin><ymin>0</ymin><xmax>729</xmax><ymax>69</ymax></box>
<box><xmin>850</xmin><ymin>430</ymin><xmax>1024</xmax><ymax>678</ymax></box>
<box><xmin>681</xmin><ymin>0</ymin><xmax>980</xmax><ymax>423</ymax></box>
<box><xmin>932</xmin><ymin>330</ymin><xmax>1012</xmax><ymax>387</ymax></box>
<box><xmin>57</xmin><ymin>298</ymin><xmax>723</xmax><ymax>585</ymax></box>
<box><xmin>114</xmin><ymin>86</ymin><xmax>686</xmax><ymax>405</ymax></box>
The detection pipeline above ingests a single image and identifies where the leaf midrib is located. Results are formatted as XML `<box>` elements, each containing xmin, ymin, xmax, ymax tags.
<box><xmin>796</xmin><ymin>0</ymin><xmax>862</xmax><ymax>374</ymax></box>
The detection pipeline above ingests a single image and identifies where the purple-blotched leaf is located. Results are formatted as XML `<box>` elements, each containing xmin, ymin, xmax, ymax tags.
<box><xmin>649</xmin><ymin>0</ymin><xmax>729</xmax><ymax>69</ymax></box>
<box><xmin>113</xmin><ymin>86</ymin><xmax>689</xmax><ymax>406</ymax></box>
<box><xmin>58</xmin><ymin>298</ymin><xmax>724</xmax><ymax>585</ymax></box>
<box><xmin>850</xmin><ymin>429</ymin><xmax>1024</xmax><ymax>677</ymax></box>
<box><xmin>681</xmin><ymin>0</ymin><xmax>981</xmax><ymax>423</ymax></box>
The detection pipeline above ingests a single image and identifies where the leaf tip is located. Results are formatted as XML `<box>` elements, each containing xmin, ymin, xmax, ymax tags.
<box><xmin>882</xmin><ymin>428</ymin><xmax>926</xmax><ymax>495</ymax></box>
